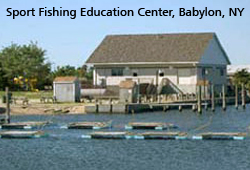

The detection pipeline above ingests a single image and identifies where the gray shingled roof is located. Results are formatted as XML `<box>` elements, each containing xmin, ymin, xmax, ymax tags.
<box><xmin>86</xmin><ymin>33</ymin><xmax>227</xmax><ymax>64</ymax></box>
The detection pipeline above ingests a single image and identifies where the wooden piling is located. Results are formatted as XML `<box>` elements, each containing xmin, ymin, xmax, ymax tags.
<box><xmin>192</xmin><ymin>104</ymin><xmax>196</xmax><ymax>112</ymax></box>
<box><xmin>109</xmin><ymin>98</ymin><xmax>113</xmax><ymax>113</ymax></box>
<box><xmin>235</xmin><ymin>85</ymin><xmax>238</xmax><ymax>109</ymax></box>
<box><xmin>125</xmin><ymin>100</ymin><xmax>128</xmax><ymax>113</ymax></box>
<box><xmin>204</xmin><ymin>103</ymin><xmax>208</xmax><ymax>111</ymax></box>
<box><xmin>163</xmin><ymin>106</ymin><xmax>166</xmax><ymax>112</ymax></box>
<box><xmin>211</xmin><ymin>84</ymin><xmax>215</xmax><ymax>112</ymax></box>
<box><xmin>137</xmin><ymin>79</ymin><xmax>140</xmax><ymax>104</ymax></box>
<box><xmin>157</xmin><ymin>95</ymin><xmax>161</xmax><ymax>104</ymax></box>
<box><xmin>222</xmin><ymin>85</ymin><xmax>226</xmax><ymax>111</ymax></box>
<box><xmin>242</xmin><ymin>84</ymin><xmax>246</xmax><ymax>109</ymax></box>
<box><xmin>179</xmin><ymin>105</ymin><xmax>182</xmax><ymax>112</ymax></box>
<box><xmin>95</xmin><ymin>99</ymin><xmax>99</xmax><ymax>113</ymax></box>
<box><xmin>197</xmin><ymin>86</ymin><xmax>202</xmax><ymax>114</ymax></box>
<box><xmin>163</xmin><ymin>106</ymin><xmax>170</xmax><ymax>112</ymax></box>
<box><xmin>5</xmin><ymin>87</ymin><xmax>10</xmax><ymax>124</ymax></box>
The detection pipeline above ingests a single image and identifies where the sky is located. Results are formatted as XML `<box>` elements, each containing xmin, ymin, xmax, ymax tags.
<box><xmin>0</xmin><ymin>0</ymin><xmax>249</xmax><ymax>69</ymax></box>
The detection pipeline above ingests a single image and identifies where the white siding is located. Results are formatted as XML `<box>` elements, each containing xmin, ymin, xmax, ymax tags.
<box><xmin>178</xmin><ymin>68</ymin><xmax>197</xmax><ymax>85</ymax></box>
<box><xmin>54</xmin><ymin>83</ymin><xmax>74</xmax><ymax>102</ymax></box>
<box><xmin>95</xmin><ymin>67</ymin><xmax>197</xmax><ymax>87</ymax></box>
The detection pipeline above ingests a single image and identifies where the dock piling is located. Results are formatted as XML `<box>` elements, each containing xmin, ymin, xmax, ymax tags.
<box><xmin>197</xmin><ymin>86</ymin><xmax>202</xmax><ymax>114</ymax></box>
<box><xmin>163</xmin><ymin>105</ymin><xmax>170</xmax><ymax>112</ymax></box>
<box><xmin>178</xmin><ymin>105</ymin><xmax>182</xmax><ymax>112</ymax></box>
<box><xmin>242</xmin><ymin>84</ymin><xmax>246</xmax><ymax>109</ymax></box>
<box><xmin>211</xmin><ymin>84</ymin><xmax>215</xmax><ymax>112</ymax></box>
<box><xmin>222</xmin><ymin>85</ymin><xmax>226</xmax><ymax>111</ymax></box>
<box><xmin>163</xmin><ymin>106</ymin><xmax>166</xmax><ymax>112</ymax></box>
<box><xmin>109</xmin><ymin>98</ymin><xmax>113</xmax><ymax>113</ymax></box>
<box><xmin>235</xmin><ymin>85</ymin><xmax>238</xmax><ymax>109</ymax></box>
<box><xmin>95</xmin><ymin>99</ymin><xmax>99</xmax><ymax>113</ymax></box>
<box><xmin>192</xmin><ymin>104</ymin><xmax>196</xmax><ymax>112</ymax></box>
<box><xmin>204</xmin><ymin>103</ymin><xmax>208</xmax><ymax>111</ymax></box>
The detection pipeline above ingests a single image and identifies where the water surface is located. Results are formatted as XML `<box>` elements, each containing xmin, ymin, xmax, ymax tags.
<box><xmin>0</xmin><ymin>106</ymin><xmax>250</xmax><ymax>170</ymax></box>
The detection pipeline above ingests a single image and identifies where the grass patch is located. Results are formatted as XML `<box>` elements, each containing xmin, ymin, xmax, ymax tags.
<box><xmin>0</xmin><ymin>91</ymin><xmax>53</xmax><ymax>99</ymax></box>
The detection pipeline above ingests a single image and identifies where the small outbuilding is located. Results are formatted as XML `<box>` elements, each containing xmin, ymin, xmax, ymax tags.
<box><xmin>53</xmin><ymin>76</ymin><xmax>81</xmax><ymax>102</ymax></box>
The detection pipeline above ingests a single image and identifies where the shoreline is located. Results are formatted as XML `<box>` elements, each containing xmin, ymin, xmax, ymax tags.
<box><xmin>0</xmin><ymin>103</ymin><xmax>94</xmax><ymax>115</ymax></box>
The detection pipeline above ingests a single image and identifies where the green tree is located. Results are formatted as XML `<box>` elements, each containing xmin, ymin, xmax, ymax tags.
<box><xmin>85</xmin><ymin>66</ymin><xmax>93</xmax><ymax>80</ymax></box>
<box><xmin>0</xmin><ymin>42</ymin><xmax>51</xmax><ymax>90</ymax></box>
<box><xmin>233</xmin><ymin>69</ymin><xmax>250</xmax><ymax>86</ymax></box>
<box><xmin>0</xmin><ymin>62</ymin><xmax>8</xmax><ymax>90</ymax></box>
<box><xmin>52</xmin><ymin>65</ymin><xmax>92</xmax><ymax>80</ymax></box>
<box><xmin>53</xmin><ymin>65</ymin><xmax>78</xmax><ymax>77</ymax></box>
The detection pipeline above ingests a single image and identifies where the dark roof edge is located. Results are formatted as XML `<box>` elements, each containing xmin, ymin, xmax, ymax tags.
<box><xmin>105</xmin><ymin>32</ymin><xmax>215</xmax><ymax>37</ymax></box>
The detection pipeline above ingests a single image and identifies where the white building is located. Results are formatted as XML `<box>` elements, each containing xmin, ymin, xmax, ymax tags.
<box><xmin>86</xmin><ymin>33</ymin><xmax>230</xmax><ymax>95</ymax></box>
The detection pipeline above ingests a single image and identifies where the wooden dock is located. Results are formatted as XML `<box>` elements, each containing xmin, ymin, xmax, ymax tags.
<box><xmin>65</xmin><ymin>121</ymin><xmax>112</xmax><ymax>130</ymax></box>
<box><xmin>81</xmin><ymin>131</ymin><xmax>187</xmax><ymax>140</ymax></box>
<box><xmin>138</xmin><ymin>132</ymin><xmax>187</xmax><ymax>140</ymax></box>
<box><xmin>192</xmin><ymin>132</ymin><xmax>247</xmax><ymax>140</ymax></box>
<box><xmin>0</xmin><ymin>121</ymin><xmax>50</xmax><ymax>129</ymax></box>
<box><xmin>0</xmin><ymin>130</ymin><xmax>46</xmax><ymax>139</ymax></box>
<box><xmin>125</xmin><ymin>122</ymin><xmax>177</xmax><ymax>130</ymax></box>
<box><xmin>82</xmin><ymin>131</ymin><xmax>131</xmax><ymax>139</ymax></box>
<box><xmin>81</xmin><ymin>131</ymin><xmax>248</xmax><ymax>140</ymax></box>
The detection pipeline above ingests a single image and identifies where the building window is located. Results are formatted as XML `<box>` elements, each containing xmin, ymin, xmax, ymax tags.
<box><xmin>220</xmin><ymin>68</ymin><xmax>224</xmax><ymax>76</ymax></box>
<box><xmin>159</xmin><ymin>72</ymin><xmax>164</xmax><ymax>77</ymax></box>
<box><xmin>111</xmin><ymin>68</ymin><xmax>123</xmax><ymax>76</ymax></box>
<box><xmin>133</xmin><ymin>72</ymin><xmax>138</xmax><ymax>77</ymax></box>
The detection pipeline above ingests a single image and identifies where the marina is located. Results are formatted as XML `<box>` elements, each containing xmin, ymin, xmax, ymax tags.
<box><xmin>0</xmin><ymin>109</ymin><xmax>250</xmax><ymax>169</ymax></box>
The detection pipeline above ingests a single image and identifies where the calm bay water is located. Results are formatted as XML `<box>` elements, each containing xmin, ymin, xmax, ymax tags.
<box><xmin>1</xmin><ymin>106</ymin><xmax>250</xmax><ymax>170</ymax></box>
